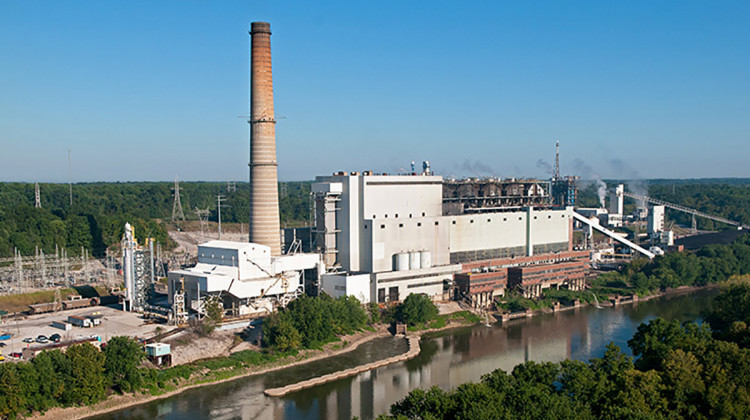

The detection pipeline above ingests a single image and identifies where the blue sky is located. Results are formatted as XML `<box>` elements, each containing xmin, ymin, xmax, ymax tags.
<box><xmin>1</xmin><ymin>1</ymin><xmax>748</xmax><ymax>182</ymax></box>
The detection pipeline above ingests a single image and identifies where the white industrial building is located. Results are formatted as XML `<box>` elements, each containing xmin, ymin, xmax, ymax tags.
<box><xmin>167</xmin><ymin>241</ymin><xmax>322</xmax><ymax>317</ymax></box>
<box><xmin>314</xmin><ymin>172</ymin><xmax>573</xmax><ymax>304</ymax></box>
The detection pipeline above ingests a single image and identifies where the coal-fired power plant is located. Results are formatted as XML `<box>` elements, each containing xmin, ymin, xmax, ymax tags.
<box><xmin>248</xmin><ymin>21</ymin><xmax>282</xmax><ymax>255</ymax></box>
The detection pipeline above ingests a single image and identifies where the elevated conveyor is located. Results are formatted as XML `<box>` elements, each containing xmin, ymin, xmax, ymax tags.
<box><xmin>572</xmin><ymin>211</ymin><xmax>655</xmax><ymax>259</ymax></box>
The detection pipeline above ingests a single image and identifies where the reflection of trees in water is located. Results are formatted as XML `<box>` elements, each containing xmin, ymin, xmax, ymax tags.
<box><xmin>405</xmin><ymin>338</ymin><xmax>440</xmax><ymax>372</ymax></box>
<box><xmin>628</xmin><ymin>289</ymin><xmax>717</xmax><ymax>327</ymax></box>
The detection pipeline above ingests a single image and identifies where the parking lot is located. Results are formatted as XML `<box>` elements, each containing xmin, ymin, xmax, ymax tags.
<box><xmin>0</xmin><ymin>305</ymin><xmax>176</xmax><ymax>360</ymax></box>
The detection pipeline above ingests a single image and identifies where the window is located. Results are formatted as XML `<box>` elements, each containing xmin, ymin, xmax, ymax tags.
<box><xmin>435</xmin><ymin>221</ymin><xmax>439</xmax><ymax>226</ymax></box>
<box><xmin>399</xmin><ymin>223</ymin><xmax>404</xmax><ymax>228</ymax></box>
<box><xmin>364</xmin><ymin>225</ymin><xmax>368</xmax><ymax>229</ymax></box>
<box><xmin>470</xmin><ymin>220</ymin><xmax>474</xmax><ymax>224</ymax></box>
<box><xmin>503</xmin><ymin>218</ymin><xmax>507</xmax><ymax>221</ymax></box>
<box><xmin>409</xmin><ymin>214</ymin><xmax>412</xmax><ymax>218</ymax></box>
<box><xmin>380</xmin><ymin>224</ymin><xmax>385</xmax><ymax>229</ymax></box>
<box><xmin>388</xmin><ymin>287</ymin><xmax>399</xmax><ymax>302</ymax></box>
<box><xmin>395</xmin><ymin>213</ymin><xmax>399</xmax><ymax>218</ymax></box>
<box><xmin>422</xmin><ymin>212</ymin><xmax>425</xmax><ymax>216</ymax></box>
<box><xmin>487</xmin><ymin>218</ymin><xmax>491</xmax><ymax>222</ymax></box>
<box><xmin>417</xmin><ymin>222</ymin><xmax>422</xmax><ymax>227</ymax></box>
<box><xmin>548</xmin><ymin>215</ymin><xmax>552</xmax><ymax>219</ymax></box>
<box><xmin>452</xmin><ymin>220</ymin><xmax>456</xmax><ymax>225</ymax></box>
<box><xmin>378</xmin><ymin>288</ymin><xmax>386</xmax><ymax>303</ymax></box>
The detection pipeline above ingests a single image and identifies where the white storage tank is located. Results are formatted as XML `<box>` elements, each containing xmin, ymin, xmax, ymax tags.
<box><xmin>409</xmin><ymin>252</ymin><xmax>421</xmax><ymax>270</ymax></box>
<box><xmin>420</xmin><ymin>251</ymin><xmax>432</xmax><ymax>269</ymax></box>
<box><xmin>395</xmin><ymin>253</ymin><xmax>410</xmax><ymax>271</ymax></box>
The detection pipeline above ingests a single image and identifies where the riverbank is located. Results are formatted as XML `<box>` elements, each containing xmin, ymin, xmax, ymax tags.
<box><xmin>494</xmin><ymin>283</ymin><xmax>721</xmax><ymax>320</ymax></box>
<box><xmin>28</xmin><ymin>327</ymin><xmax>392</xmax><ymax>420</ymax></box>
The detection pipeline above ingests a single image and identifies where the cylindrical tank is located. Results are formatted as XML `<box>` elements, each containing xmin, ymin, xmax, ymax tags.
<box><xmin>409</xmin><ymin>252</ymin><xmax>421</xmax><ymax>270</ymax></box>
<box><xmin>395</xmin><ymin>253</ymin><xmax>410</xmax><ymax>271</ymax></box>
<box><xmin>420</xmin><ymin>251</ymin><xmax>432</xmax><ymax>269</ymax></box>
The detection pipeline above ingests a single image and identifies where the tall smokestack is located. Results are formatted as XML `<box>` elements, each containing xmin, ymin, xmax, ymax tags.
<box><xmin>249</xmin><ymin>21</ymin><xmax>281</xmax><ymax>255</ymax></box>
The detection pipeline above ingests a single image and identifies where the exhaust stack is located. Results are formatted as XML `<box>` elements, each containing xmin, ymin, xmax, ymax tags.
<box><xmin>248</xmin><ymin>21</ymin><xmax>281</xmax><ymax>255</ymax></box>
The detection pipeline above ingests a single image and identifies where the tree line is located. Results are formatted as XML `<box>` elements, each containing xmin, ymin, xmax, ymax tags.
<box><xmin>377</xmin><ymin>280</ymin><xmax>750</xmax><ymax>419</ymax></box>
<box><xmin>0</xmin><ymin>181</ymin><xmax>312</xmax><ymax>258</ymax></box>
<box><xmin>576</xmin><ymin>178</ymin><xmax>750</xmax><ymax>229</ymax></box>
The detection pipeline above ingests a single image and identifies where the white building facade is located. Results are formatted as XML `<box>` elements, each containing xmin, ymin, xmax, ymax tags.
<box><xmin>314</xmin><ymin>172</ymin><xmax>573</xmax><ymax>304</ymax></box>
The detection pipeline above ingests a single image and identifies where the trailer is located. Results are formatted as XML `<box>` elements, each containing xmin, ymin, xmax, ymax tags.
<box><xmin>51</xmin><ymin>321</ymin><xmax>72</xmax><ymax>331</ymax></box>
<box><xmin>67</xmin><ymin>315</ymin><xmax>91</xmax><ymax>328</ymax></box>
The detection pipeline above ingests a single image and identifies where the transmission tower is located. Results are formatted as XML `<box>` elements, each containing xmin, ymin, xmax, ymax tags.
<box><xmin>227</xmin><ymin>181</ymin><xmax>236</xmax><ymax>193</ymax></box>
<box><xmin>195</xmin><ymin>207</ymin><xmax>210</xmax><ymax>236</ymax></box>
<box><xmin>34</xmin><ymin>183</ymin><xmax>41</xmax><ymax>208</ymax></box>
<box><xmin>172</xmin><ymin>175</ymin><xmax>186</xmax><ymax>222</ymax></box>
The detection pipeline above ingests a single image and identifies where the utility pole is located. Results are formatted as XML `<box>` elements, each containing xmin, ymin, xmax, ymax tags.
<box><xmin>172</xmin><ymin>175</ymin><xmax>186</xmax><ymax>223</ymax></box>
<box><xmin>217</xmin><ymin>194</ymin><xmax>226</xmax><ymax>239</ymax></box>
<box><xmin>68</xmin><ymin>149</ymin><xmax>73</xmax><ymax>206</ymax></box>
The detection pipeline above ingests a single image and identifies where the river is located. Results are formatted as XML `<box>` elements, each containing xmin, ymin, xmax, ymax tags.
<box><xmin>92</xmin><ymin>288</ymin><xmax>717</xmax><ymax>420</ymax></box>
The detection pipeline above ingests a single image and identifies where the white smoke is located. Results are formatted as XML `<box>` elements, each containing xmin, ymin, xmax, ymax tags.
<box><xmin>572</xmin><ymin>159</ymin><xmax>608</xmax><ymax>208</ymax></box>
<box><xmin>607</xmin><ymin>158</ymin><xmax>647</xmax><ymax>208</ymax></box>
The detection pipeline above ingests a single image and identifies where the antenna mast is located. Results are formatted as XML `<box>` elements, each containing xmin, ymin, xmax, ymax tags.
<box><xmin>553</xmin><ymin>140</ymin><xmax>560</xmax><ymax>181</ymax></box>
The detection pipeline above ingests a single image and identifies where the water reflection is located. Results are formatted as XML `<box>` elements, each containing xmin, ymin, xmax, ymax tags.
<box><xmin>93</xmin><ymin>289</ymin><xmax>717</xmax><ymax>420</ymax></box>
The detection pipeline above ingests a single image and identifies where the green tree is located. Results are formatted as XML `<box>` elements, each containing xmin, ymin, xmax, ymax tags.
<box><xmin>32</xmin><ymin>351</ymin><xmax>66</xmax><ymax>408</ymax></box>
<box><xmin>262</xmin><ymin>312</ymin><xmax>302</xmax><ymax>352</ymax></box>
<box><xmin>104</xmin><ymin>336</ymin><xmax>144</xmax><ymax>393</ymax></box>
<box><xmin>395</xmin><ymin>294</ymin><xmax>439</xmax><ymax>326</ymax></box>
<box><xmin>66</xmin><ymin>342</ymin><xmax>107</xmax><ymax>405</ymax></box>
<box><xmin>0</xmin><ymin>364</ymin><xmax>23</xmax><ymax>419</ymax></box>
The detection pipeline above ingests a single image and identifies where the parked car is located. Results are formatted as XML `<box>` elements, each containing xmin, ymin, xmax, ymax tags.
<box><xmin>0</xmin><ymin>343</ymin><xmax>6</xmax><ymax>348</ymax></box>
<box><xmin>36</xmin><ymin>337</ymin><xmax>48</xmax><ymax>344</ymax></box>
<box><xmin>49</xmin><ymin>333</ymin><xmax>61</xmax><ymax>343</ymax></box>
<box><xmin>37</xmin><ymin>335</ymin><xmax>48</xmax><ymax>341</ymax></box>
<box><xmin>22</xmin><ymin>337</ymin><xmax>34</xmax><ymax>343</ymax></box>
<box><xmin>10</xmin><ymin>352</ymin><xmax>22</xmax><ymax>358</ymax></box>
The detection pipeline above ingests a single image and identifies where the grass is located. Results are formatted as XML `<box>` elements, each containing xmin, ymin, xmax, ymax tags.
<box><xmin>0</xmin><ymin>285</ymin><xmax>115</xmax><ymax>313</ymax></box>
<box><xmin>406</xmin><ymin>310</ymin><xmax>481</xmax><ymax>331</ymax></box>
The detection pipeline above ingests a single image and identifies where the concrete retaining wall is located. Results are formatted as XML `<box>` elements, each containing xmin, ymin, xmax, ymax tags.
<box><xmin>264</xmin><ymin>336</ymin><xmax>420</xmax><ymax>397</ymax></box>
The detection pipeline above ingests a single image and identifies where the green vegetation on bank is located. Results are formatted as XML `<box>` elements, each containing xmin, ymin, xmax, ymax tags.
<box><xmin>262</xmin><ymin>294</ymin><xmax>368</xmax><ymax>352</ymax></box>
<box><xmin>377</xmin><ymin>281</ymin><xmax>750</xmax><ymax>420</ymax></box>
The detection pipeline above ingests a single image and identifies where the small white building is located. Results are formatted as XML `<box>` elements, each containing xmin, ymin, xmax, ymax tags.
<box><xmin>167</xmin><ymin>241</ymin><xmax>323</xmax><ymax>316</ymax></box>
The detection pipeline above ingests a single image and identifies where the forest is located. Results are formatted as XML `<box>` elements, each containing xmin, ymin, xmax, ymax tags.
<box><xmin>0</xmin><ymin>181</ymin><xmax>311</xmax><ymax>258</ymax></box>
